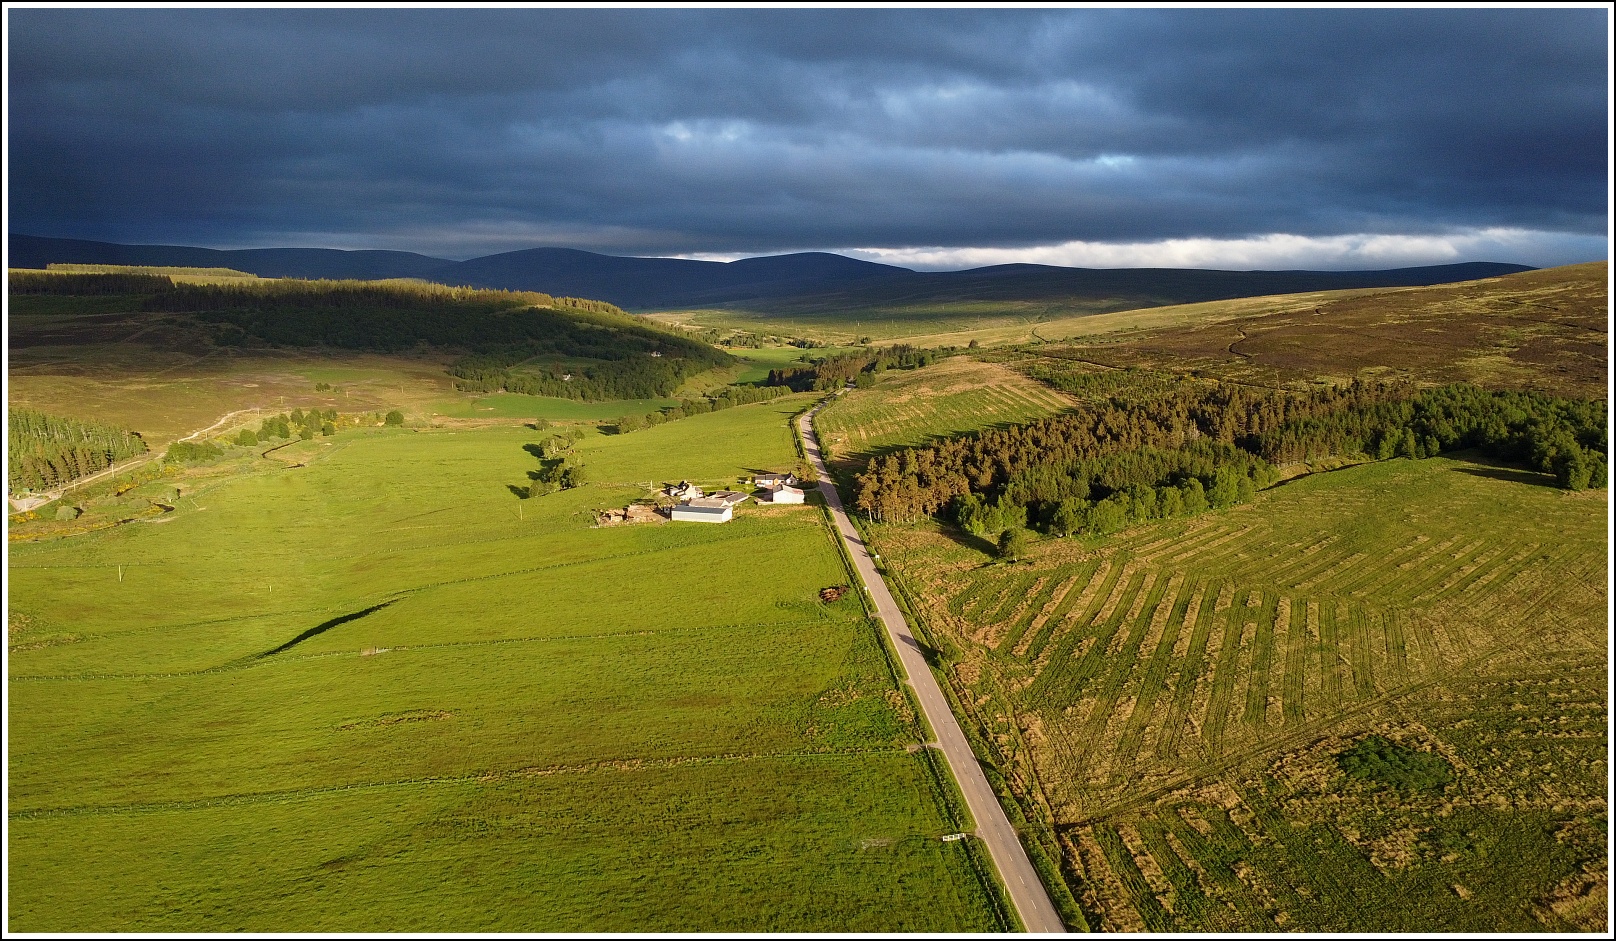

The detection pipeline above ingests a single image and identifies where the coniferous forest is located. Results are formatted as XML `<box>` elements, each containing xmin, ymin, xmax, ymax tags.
<box><xmin>853</xmin><ymin>380</ymin><xmax>1607</xmax><ymax>533</ymax></box>
<box><xmin>8</xmin><ymin>409</ymin><xmax>149</xmax><ymax>492</ymax></box>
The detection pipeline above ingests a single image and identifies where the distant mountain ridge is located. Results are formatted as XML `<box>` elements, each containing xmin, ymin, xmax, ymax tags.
<box><xmin>9</xmin><ymin>234</ymin><xmax>1535</xmax><ymax>312</ymax></box>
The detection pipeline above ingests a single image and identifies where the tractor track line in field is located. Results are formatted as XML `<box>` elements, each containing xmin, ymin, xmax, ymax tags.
<box><xmin>8</xmin><ymin>746</ymin><xmax>922</xmax><ymax>821</ymax></box>
<box><xmin>8</xmin><ymin>616</ymin><xmax>858</xmax><ymax>683</ymax></box>
<box><xmin>1061</xmin><ymin>615</ymin><xmax>1556</xmax><ymax>829</ymax></box>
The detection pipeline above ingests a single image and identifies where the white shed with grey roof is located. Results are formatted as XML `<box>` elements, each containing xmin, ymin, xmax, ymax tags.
<box><xmin>671</xmin><ymin>502</ymin><xmax>733</xmax><ymax>523</ymax></box>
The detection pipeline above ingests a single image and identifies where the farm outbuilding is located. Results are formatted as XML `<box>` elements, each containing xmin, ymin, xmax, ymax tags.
<box><xmin>667</xmin><ymin>480</ymin><xmax>704</xmax><ymax>500</ymax></box>
<box><xmin>762</xmin><ymin>484</ymin><xmax>805</xmax><ymax>504</ymax></box>
<box><xmin>671</xmin><ymin>499</ymin><xmax>733</xmax><ymax>523</ymax></box>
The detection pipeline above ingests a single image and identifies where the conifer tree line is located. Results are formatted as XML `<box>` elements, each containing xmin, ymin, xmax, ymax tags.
<box><xmin>615</xmin><ymin>385</ymin><xmax>789</xmax><ymax>433</ymax></box>
<box><xmin>767</xmin><ymin>345</ymin><xmax>945</xmax><ymax>391</ymax></box>
<box><xmin>448</xmin><ymin>345</ymin><xmax>726</xmax><ymax>402</ymax></box>
<box><xmin>9</xmin><ymin>271</ymin><xmax>172</xmax><ymax>295</ymax></box>
<box><xmin>853</xmin><ymin>380</ymin><xmax>1607</xmax><ymax>535</ymax></box>
<box><xmin>8</xmin><ymin>409</ymin><xmax>149</xmax><ymax>492</ymax></box>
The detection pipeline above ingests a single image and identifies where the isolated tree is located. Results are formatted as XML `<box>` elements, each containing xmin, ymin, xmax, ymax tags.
<box><xmin>235</xmin><ymin>429</ymin><xmax>258</xmax><ymax>447</ymax></box>
<box><xmin>997</xmin><ymin>527</ymin><xmax>1031</xmax><ymax>561</ymax></box>
<box><xmin>384</xmin><ymin>410</ymin><xmax>404</xmax><ymax>426</ymax></box>
<box><xmin>617</xmin><ymin>413</ymin><xmax>646</xmax><ymax>433</ymax></box>
<box><xmin>321</xmin><ymin>422</ymin><xmax>336</xmax><ymax>437</ymax></box>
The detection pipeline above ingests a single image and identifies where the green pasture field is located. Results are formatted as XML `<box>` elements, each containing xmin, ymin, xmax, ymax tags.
<box><xmin>8</xmin><ymin>337</ymin><xmax>462</xmax><ymax>444</ymax></box>
<box><xmin>871</xmin><ymin>453</ymin><xmax>1608</xmax><ymax>932</ymax></box>
<box><xmin>815</xmin><ymin>357</ymin><xmax>1075</xmax><ymax>468</ymax></box>
<box><xmin>430</xmin><ymin>393</ymin><xmax>680</xmax><ymax>421</ymax></box>
<box><xmin>8</xmin><ymin>397</ymin><xmax>1004</xmax><ymax>931</ymax></box>
<box><xmin>649</xmin><ymin>303</ymin><xmax>1057</xmax><ymax>345</ymax></box>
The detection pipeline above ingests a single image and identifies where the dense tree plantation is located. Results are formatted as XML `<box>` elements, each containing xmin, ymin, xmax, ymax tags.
<box><xmin>767</xmin><ymin>344</ymin><xmax>946</xmax><ymax>391</ymax></box>
<box><xmin>853</xmin><ymin>380</ymin><xmax>1606</xmax><ymax>534</ymax></box>
<box><xmin>9</xmin><ymin>270</ymin><xmax>172</xmax><ymax>295</ymax></box>
<box><xmin>7</xmin><ymin>409</ymin><xmax>149</xmax><ymax>493</ymax></box>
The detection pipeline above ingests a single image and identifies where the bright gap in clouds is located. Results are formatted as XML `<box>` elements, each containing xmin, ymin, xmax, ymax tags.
<box><xmin>837</xmin><ymin>229</ymin><xmax>1608</xmax><ymax>271</ymax></box>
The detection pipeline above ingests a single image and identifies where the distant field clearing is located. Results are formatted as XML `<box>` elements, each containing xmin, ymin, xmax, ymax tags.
<box><xmin>815</xmin><ymin>357</ymin><xmax>1075</xmax><ymax>465</ymax></box>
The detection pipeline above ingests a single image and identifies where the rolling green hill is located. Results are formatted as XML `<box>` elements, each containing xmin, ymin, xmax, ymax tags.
<box><xmin>8</xmin><ymin>270</ymin><xmax>733</xmax><ymax>403</ymax></box>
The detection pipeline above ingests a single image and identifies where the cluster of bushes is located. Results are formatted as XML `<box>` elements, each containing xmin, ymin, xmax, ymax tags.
<box><xmin>615</xmin><ymin>385</ymin><xmax>789</xmax><ymax>433</ymax></box>
<box><xmin>1337</xmin><ymin>736</ymin><xmax>1453</xmax><ymax>792</ymax></box>
<box><xmin>854</xmin><ymin>380</ymin><xmax>1607</xmax><ymax>538</ymax></box>
<box><xmin>767</xmin><ymin>344</ymin><xmax>947</xmax><ymax>391</ymax></box>
<box><xmin>163</xmin><ymin>440</ymin><xmax>223</xmax><ymax>465</ymax></box>
<box><xmin>8</xmin><ymin>409</ymin><xmax>149</xmax><ymax>493</ymax></box>
<box><xmin>524</xmin><ymin>428</ymin><xmax>589</xmax><ymax>497</ymax></box>
<box><xmin>236</xmin><ymin>407</ymin><xmax>345</xmax><ymax>446</ymax></box>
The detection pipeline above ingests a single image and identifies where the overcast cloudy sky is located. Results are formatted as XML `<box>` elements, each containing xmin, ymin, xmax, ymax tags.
<box><xmin>7</xmin><ymin>8</ymin><xmax>1609</xmax><ymax>269</ymax></box>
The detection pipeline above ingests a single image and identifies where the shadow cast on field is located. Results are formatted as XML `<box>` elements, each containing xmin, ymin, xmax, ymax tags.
<box><xmin>1455</xmin><ymin>465</ymin><xmax>1560</xmax><ymax>489</ymax></box>
<box><xmin>259</xmin><ymin>600</ymin><xmax>397</xmax><ymax>658</ymax></box>
<box><xmin>935</xmin><ymin>524</ymin><xmax>1000</xmax><ymax>559</ymax></box>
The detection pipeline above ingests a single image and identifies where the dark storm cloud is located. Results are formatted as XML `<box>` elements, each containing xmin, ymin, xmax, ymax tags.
<box><xmin>6</xmin><ymin>8</ymin><xmax>1608</xmax><ymax>263</ymax></box>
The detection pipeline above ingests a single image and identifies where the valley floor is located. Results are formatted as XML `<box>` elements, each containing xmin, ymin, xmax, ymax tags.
<box><xmin>8</xmin><ymin>398</ymin><xmax>1006</xmax><ymax>932</ymax></box>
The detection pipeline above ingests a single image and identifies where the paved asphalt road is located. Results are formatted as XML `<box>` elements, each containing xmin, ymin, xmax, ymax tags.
<box><xmin>797</xmin><ymin>402</ymin><xmax>1067</xmax><ymax>934</ymax></box>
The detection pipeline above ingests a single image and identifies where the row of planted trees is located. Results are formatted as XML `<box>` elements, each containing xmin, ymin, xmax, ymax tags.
<box><xmin>614</xmin><ymin>384</ymin><xmax>789</xmax><ymax>433</ymax></box>
<box><xmin>854</xmin><ymin>380</ymin><xmax>1606</xmax><ymax>539</ymax></box>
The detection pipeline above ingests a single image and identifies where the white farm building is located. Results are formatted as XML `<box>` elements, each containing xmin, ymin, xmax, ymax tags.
<box><xmin>762</xmin><ymin>484</ymin><xmax>805</xmax><ymax>504</ymax></box>
<box><xmin>671</xmin><ymin>498</ymin><xmax>733</xmax><ymax>523</ymax></box>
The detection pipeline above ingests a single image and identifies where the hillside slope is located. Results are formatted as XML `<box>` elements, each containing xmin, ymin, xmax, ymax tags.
<box><xmin>12</xmin><ymin>234</ymin><xmax>1533</xmax><ymax>316</ymax></box>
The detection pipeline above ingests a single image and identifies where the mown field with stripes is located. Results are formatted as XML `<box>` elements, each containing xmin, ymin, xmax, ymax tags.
<box><xmin>814</xmin><ymin>357</ymin><xmax>1074</xmax><ymax>468</ymax></box>
<box><xmin>876</xmin><ymin>452</ymin><xmax>1607</xmax><ymax>931</ymax></box>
